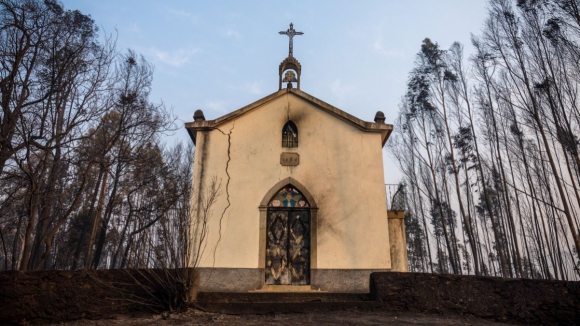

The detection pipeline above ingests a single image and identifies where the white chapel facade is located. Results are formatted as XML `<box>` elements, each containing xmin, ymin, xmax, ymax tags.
<box><xmin>185</xmin><ymin>24</ymin><xmax>407</xmax><ymax>293</ymax></box>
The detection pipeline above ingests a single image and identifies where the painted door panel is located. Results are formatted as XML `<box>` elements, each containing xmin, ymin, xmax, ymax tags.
<box><xmin>265</xmin><ymin>209</ymin><xmax>310</xmax><ymax>285</ymax></box>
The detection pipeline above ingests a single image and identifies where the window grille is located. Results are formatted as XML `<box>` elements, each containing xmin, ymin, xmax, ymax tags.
<box><xmin>282</xmin><ymin>121</ymin><xmax>298</xmax><ymax>147</ymax></box>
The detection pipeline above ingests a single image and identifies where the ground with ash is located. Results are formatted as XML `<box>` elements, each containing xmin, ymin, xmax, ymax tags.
<box><xmin>57</xmin><ymin>310</ymin><xmax>513</xmax><ymax>325</ymax></box>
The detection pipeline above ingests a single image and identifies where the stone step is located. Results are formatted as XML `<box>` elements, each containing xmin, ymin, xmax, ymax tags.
<box><xmin>194</xmin><ymin>301</ymin><xmax>383</xmax><ymax>314</ymax></box>
<box><xmin>196</xmin><ymin>292</ymin><xmax>373</xmax><ymax>304</ymax></box>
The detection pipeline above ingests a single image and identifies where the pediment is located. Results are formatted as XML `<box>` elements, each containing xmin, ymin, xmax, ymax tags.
<box><xmin>185</xmin><ymin>88</ymin><xmax>393</xmax><ymax>146</ymax></box>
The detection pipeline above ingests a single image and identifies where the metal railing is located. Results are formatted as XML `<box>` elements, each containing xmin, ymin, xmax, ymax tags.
<box><xmin>385</xmin><ymin>183</ymin><xmax>406</xmax><ymax>211</ymax></box>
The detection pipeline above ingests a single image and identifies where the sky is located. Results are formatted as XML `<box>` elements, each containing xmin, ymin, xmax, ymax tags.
<box><xmin>60</xmin><ymin>0</ymin><xmax>490</xmax><ymax>184</ymax></box>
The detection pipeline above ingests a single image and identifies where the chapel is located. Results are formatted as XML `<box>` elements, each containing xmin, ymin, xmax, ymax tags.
<box><xmin>185</xmin><ymin>24</ymin><xmax>407</xmax><ymax>293</ymax></box>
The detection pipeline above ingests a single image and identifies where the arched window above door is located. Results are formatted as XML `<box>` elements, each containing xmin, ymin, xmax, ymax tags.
<box><xmin>282</xmin><ymin>120</ymin><xmax>298</xmax><ymax>148</ymax></box>
<box><xmin>269</xmin><ymin>185</ymin><xmax>309</xmax><ymax>208</ymax></box>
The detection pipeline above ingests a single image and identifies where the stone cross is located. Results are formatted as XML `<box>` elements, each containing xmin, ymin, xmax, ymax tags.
<box><xmin>279</xmin><ymin>23</ymin><xmax>303</xmax><ymax>57</ymax></box>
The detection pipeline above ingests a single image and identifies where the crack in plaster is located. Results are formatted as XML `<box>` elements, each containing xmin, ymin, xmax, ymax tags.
<box><xmin>213</xmin><ymin>121</ymin><xmax>235</xmax><ymax>266</ymax></box>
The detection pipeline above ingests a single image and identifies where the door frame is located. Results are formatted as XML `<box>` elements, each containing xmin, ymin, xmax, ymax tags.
<box><xmin>258</xmin><ymin>177</ymin><xmax>318</xmax><ymax>285</ymax></box>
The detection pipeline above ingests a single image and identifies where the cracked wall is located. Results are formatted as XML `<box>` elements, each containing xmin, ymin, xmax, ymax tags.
<box><xmin>191</xmin><ymin>93</ymin><xmax>391</xmax><ymax>270</ymax></box>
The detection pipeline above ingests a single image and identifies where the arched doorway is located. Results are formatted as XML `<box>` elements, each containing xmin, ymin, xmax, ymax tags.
<box><xmin>265</xmin><ymin>185</ymin><xmax>311</xmax><ymax>285</ymax></box>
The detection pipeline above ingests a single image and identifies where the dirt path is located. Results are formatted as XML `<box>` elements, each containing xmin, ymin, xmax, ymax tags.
<box><xmin>59</xmin><ymin>310</ymin><xmax>514</xmax><ymax>325</ymax></box>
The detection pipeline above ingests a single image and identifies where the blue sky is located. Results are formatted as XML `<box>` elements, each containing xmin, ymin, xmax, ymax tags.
<box><xmin>61</xmin><ymin>0</ymin><xmax>489</xmax><ymax>183</ymax></box>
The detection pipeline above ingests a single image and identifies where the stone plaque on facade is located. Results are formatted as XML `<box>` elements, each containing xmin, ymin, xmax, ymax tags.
<box><xmin>280</xmin><ymin>152</ymin><xmax>299</xmax><ymax>166</ymax></box>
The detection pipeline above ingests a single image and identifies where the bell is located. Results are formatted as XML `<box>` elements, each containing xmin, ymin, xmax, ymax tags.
<box><xmin>283</xmin><ymin>70</ymin><xmax>297</xmax><ymax>83</ymax></box>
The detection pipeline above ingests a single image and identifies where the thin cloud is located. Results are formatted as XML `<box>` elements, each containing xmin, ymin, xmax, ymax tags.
<box><xmin>220</xmin><ymin>65</ymin><xmax>237</xmax><ymax>74</ymax></box>
<box><xmin>331</xmin><ymin>79</ymin><xmax>355</xmax><ymax>95</ymax></box>
<box><xmin>224</xmin><ymin>29</ymin><xmax>240</xmax><ymax>37</ymax></box>
<box><xmin>206</xmin><ymin>101</ymin><xmax>228</xmax><ymax>113</ymax></box>
<box><xmin>127</xmin><ymin>22</ymin><xmax>142</xmax><ymax>36</ymax></box>
<box><xmin>147</xmin><ymin>48</ymin><xmax>199</xmax><ymax>67</ymax></box>
<box><xmin>164</xmin><ymin>6</ymin><xmax>198</xmax><ymax>22</ymax></box>
<box><xmin>373</xmin><ymin>38</ymin><xmax>405</xmax><ymax>59</ymax></box>
<box><xmin>330</xmin><ymin>79</ymin><xmax>356</xmax><ymax>105</ymax></box>
<box><xmin>234</xmin><ymin>81</ymin><xmax>264</xmax><ymax>96</ymax></box>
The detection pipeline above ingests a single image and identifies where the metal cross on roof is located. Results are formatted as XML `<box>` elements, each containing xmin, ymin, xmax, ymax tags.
<box><xmin>279</xmin><ymin>23</ymin><xmax>303</xmax><ymax>57</ymax></box>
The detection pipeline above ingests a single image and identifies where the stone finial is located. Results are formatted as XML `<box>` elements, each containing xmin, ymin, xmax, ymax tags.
<box><xmin>193</xmin><ymin>109</ymin><xmax>205</xmax><ymax>121</ymax></box>
<box><xmin>374</xmin><ymin>111</ymin><xmax>386</xmax><ymax>123</ymax></box>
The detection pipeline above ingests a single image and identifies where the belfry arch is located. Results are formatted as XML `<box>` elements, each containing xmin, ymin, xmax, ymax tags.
<box><xmin>258</xmin><ymin>177</ymin><xmax>318</xmax><ymax>286</ymax></box>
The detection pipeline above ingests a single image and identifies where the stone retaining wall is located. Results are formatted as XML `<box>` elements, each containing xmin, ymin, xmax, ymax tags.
<box><xmin>371</xmin><ymin>272</ymin><xmax>580</xmax><ymax>325</ymax></box>
<box><xmin>0</xmin><ymin>269</ymin><xmax>167</xmax><ymax>324</ymax></box>
<box><xmin>2</xmin><ymin>270</ymin><xmax>579</xmax><ymax>325</ymax></box>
